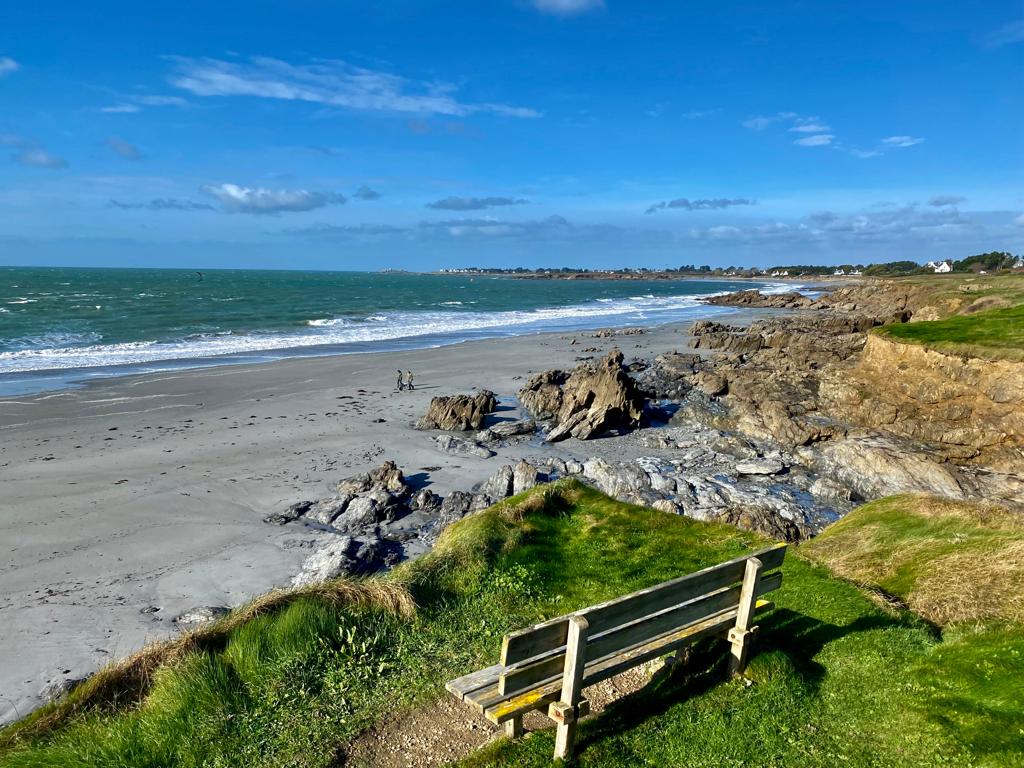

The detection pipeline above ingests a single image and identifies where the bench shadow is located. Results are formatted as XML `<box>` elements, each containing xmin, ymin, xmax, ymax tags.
<box><xmin>573</xmin><ymin>609</ymin><xmax>900</xmax><ymax>758</ymax></box>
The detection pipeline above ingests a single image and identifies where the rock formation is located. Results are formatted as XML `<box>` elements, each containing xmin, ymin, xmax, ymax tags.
<box><xmin>416</xmin><ymin>390</ymin><xmax>497</xmax><ymax>431</ymax></box>
<box><xmin>518</xmin><ymin>348</ymin><xmax>646</xmax><ymax>442</ymax></box>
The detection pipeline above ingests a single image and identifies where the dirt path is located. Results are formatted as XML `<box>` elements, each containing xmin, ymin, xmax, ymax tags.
<box><xmin>340</xmin><ymin>663</ymin><xmax>660</xmax><ymax>767</ymax></box>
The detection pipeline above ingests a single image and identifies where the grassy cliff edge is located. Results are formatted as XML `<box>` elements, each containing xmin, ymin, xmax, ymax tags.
<box><xmin>2</xmin><ymin>483</ymin><xmax>1022</xmax><ymax>768</ymax></box>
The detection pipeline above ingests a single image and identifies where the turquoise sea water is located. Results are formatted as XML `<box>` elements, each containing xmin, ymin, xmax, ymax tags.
<box><xmin>0</xmin><ymin>267</ymin><xmax>785</xmax><ymax>394</ymax></box>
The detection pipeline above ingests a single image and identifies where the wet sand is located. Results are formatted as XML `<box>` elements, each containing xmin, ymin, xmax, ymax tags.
<box><xmin>0</xmin><ymin>313</ymin><xmax>760</xmax><ymax>723</ymax></box>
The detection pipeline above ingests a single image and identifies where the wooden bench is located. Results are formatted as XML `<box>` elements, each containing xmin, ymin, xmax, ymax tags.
<box><xmin>446</xmin><ymin>543</ymin><xmax>786</xmax><ymax>760</ymax></box>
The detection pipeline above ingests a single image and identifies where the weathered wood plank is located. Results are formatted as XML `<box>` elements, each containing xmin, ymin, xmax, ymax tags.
<box><xmin>498</xmin><ymin>571</ymin><xmax>783</xmax><ymax>698</ymax></box>
<box><xmin>478</xmin><ymin>599</ymin><xmax>775</xmax><ymax>724</ymax></box>
<box><xmin>553</xmin><ymin>615</ymin><xmax>589</xmax><ymax>760</ymax></box>
<box><xmin>445</xmin><ymin>663</ymin><xmax>503</xmax><ymax>702</ymax></box>
<box><xmin>501</xmin><ymin>544</ymin><xmax>786</xmax><ymax>665</ymax></box>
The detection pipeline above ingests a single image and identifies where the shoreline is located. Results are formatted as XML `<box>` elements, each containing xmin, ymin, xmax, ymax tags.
<box><xmin>0</xmin><ymin>308</ymin><xmax>774</xmax><ymax>724</ymax></box>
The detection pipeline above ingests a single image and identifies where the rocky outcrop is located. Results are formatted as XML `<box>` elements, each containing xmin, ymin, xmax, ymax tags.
<box><xmin>573</xmin><ymin>443</ymin><xmax>842</xmax><ymax>541</ymax></box>
<box><xmin>476</xmin><ymin>418</ymin><xmax>536</xmax><ymax>443</ymax></box>
<box><xmin>519</xmin><ymin>349</ymin><xmax>646</xmax><ymax>442</ymax></box>
<box><xmin>706</xmin><ymin>289</ymin><xmax>814</xmax><ymax>309</ymax></box>
<box><xmin>663</xmin><ymin>285</ymin><xmax>1024</xmax><ymax>507</ymax></box>
<box><xmin>292</xmin><ymin>536</ymin><xmax>387</xmax><ymax>586</ymax></box>
<box><xmin>433</xmin><ymin>434</ymin><xmax>495</xmax><ymax>459</ymax></box>
<box><xmin>479</xmin><ymin>460</ymin><xmax>545</xmax><ymax>500</ymax></box>
<box><xmin>517</xmin><ymin>371</ymin><xmax>567</xmax><ymax>420</ymax></box>
<box><xmin>819</xmin><ymin>334</ymin><xmax>1024</xmax><ymax>472</ymax></box>
<box><xmin>269</xmin><ymin>460</ymin><xmax>504</xmax><ymax>584</ymax></box>
<box><xmin>416</xmin><ymin>390</ymin><xmax>497</xmax><ymax>431</ymax></box>
<box><xmin>173</xmin><ymin>606</ymin><xmax>229</xmax><ymax>626</ymax></box>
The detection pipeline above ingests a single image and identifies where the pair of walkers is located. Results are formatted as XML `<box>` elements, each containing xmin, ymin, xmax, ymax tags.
<box><xmin>396</xmin><ymin>369</ymin><xmax>415</xmax><ymax>391</ymax></box>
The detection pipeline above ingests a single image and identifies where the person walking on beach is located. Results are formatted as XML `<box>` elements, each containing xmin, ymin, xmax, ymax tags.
<box><xmin>396</xmin><ymin>369</ymin><xmax>405</xmax><ymax>391</ymax></box>
<box><xmin>405</xmin><ymin>370</ymin><xmax>415</xmax><ymax>390</ymax></box>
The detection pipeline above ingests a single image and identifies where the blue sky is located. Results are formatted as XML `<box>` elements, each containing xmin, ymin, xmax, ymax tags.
<box><xmin>1</xmin><ymin>0</ymin><xmax>1022</xmax><ymax>270</ymax></box>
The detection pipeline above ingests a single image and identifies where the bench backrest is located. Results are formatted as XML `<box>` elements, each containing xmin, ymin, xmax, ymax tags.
<box><xmin>498</xmin><ymin>543</ymin><xmax>786</xmax><ymax>697</ymax></box>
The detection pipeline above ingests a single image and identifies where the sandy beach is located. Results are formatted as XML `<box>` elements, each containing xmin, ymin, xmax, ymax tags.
<box><xmin>0</xmin><ymin>312</ymin><xmax>766</xmax><ymax>723</ymax></box>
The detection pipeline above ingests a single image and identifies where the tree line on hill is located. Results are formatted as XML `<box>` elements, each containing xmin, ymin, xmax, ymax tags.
<box><xmin>441</xmin><ymin>251</ymin><xmax>1022</xmax><ymax>278</ymax></box>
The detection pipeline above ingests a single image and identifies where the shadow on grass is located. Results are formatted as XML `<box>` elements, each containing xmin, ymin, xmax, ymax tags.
<box><xmin>573</xmin><ymin>608</ymin><xmax>904</xmax><ymax>759</ymax></box>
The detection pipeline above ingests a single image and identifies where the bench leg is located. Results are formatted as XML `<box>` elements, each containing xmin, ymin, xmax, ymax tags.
<box><xmin>728</xmin><ymin>556</ymin><xmax>763</xmax><ymax>677</ymax></box>
<box><xmin>503</xmin><ymin>715</ymin><xmax>523</xmax><ymax>739</ymax></box>
<box><xmin>553</xmin><ymin>615</ymin><xmax>589</xmax><ymax>761</ymax></box>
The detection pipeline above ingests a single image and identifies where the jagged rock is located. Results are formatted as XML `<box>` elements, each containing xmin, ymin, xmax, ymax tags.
<box><xmin>480</xmin><ymin>464</ymin><xmax>514</xmax><ymax>499</ymax></box>
<box><xmin>808</xmin><ymin>476</ymin><xmax>855</xmax><ymax>502</ymax></box>
<box><xmin>477</xmin><ymin>418</ymin><xmax>536</xmax><ymax>442</ymax></box>
<box><xmin>331</xmin><ymin>496</ymin><xmax>380</xmax><ymax>532</ymax></box>
<box><xmin>633</xmin><ymin>352</ymin><xmax>700</xmax><ymax>399</ymax></box>
<box><xmin>512</xmin><ymin>460</ymin><xmax>541</xmax><ymax>495</ymax></box>
<box><xmin>291</xmin><ymin>535</ymin><xmax>385</xmax><ymax>586</ymax></box>
<box><xmin>174</xmin><ymin>606</ymin><xmax>230</xmax><ymax>626</ymax></box>
<box><xmin>565</xmin><ymin>458</ymin><xmax>584</xmax><ymax>475</ymax></box>
<box><xmin>304</xmin><ymin>496</ymin><xmax>353</xmax><ymax>526</ymax></box>
<box><xmin>416</xmin><ymin>391</ymin><xmax>497</xmax><ymax>431</ymax></box>
<box><xmin>336</xmin><ymin>460</ymin><xmax>408</xmax><ymax>496</ymax></box>
<box><xmin>712</xmin><ymin>507</ymin><xmax>804</xmax><ymax>542</ymax></box>
<box><xmin>693</xmin><ymin>371</ymin><xmax>727</xmax><ymax>397</ymax></box>
<box><xmin>706</xmin><ymin>289</ymin><xmax>815</xmax><ymax>310</ymax></box>
<box><xmin>521</xmin><ymin>349</ymin><xmax>645</xmax><ymax>442</ymax></box>
<box><xmin>735</xmin><ymin>458</ymin><xmax>785</xmax><ymax>476</ymax></box>
<box><xmin>582</xmin><ymin>457</ymin><xmax>651</xmax><ymax>498</ymax></box>
<box><xmin>437</xmin><ymin>491</ymin><xmax>491</xmax><ymax>526</ymax></box>
<box><xmin>650</xmin><ymin>498</ymin><xmax>682</xmax><ymax>515</ymax></box>
<box><xmin>264</xmin><ymin>500</ymin><xmax>314</xmax><ymax>525</ymax></box>
<box><xmin>409</xmin><ymin>488</ymin><xmax>442</xmax><ymax>512</ymax></box>
<box><xmin>433</xmin><ymin>434</ymin><xmax>495</xmax><ymax>459</ymax></box>
<box><xmin>517</xmin><ymin>370</ymin><xmax>568</xmax><ymax>420</ymax></box>
<box><xmin>797</xmin><ymin>435</ymin><xmax>968</xmax><ymax>500</ymax></box>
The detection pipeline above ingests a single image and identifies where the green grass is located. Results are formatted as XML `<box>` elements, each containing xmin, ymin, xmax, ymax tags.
<box><xmin>3</xmin><ymin>482</ymin><xmax>1022</xmax><ymax>768</ymax></box>
<box><xmin>877</xmin><ymin>303</ymin><xmax>1024</xmax><ymax>361</ymax></box>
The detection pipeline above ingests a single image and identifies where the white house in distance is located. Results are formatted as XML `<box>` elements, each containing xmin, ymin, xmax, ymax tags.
<box><xmin>925</xmin><ymin>260</ymin><xmax>953</xmax><ymax>273</ymax></box>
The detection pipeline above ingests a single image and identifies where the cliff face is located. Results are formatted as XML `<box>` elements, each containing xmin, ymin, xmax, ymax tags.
<box><xmin>820</xmin><ymin>334</ymin><xmax>1024</xmax><ymax>474</ymax></box>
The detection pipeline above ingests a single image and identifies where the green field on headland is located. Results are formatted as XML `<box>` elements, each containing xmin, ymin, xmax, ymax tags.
<box><xmin>2</xmin><ymin>483</ymin><xmax>1022</xmax><ymax>768</ymax></box>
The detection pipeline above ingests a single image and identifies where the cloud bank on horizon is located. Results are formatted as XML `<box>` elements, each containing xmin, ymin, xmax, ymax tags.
<box><xmin>0</xmin><ymin>2</ymin><xmax>1021</xmax><ymax>270</ymax></box>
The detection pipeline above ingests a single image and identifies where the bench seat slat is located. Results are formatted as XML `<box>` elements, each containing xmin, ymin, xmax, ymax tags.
<box><xmin>445</xmin><ymin>663</ymin><xmax>504</xmax><ymax>702</ymax></box>
<box><xmin>501</xmin><ymin>544</ymin><xmax>786</xmax><ymax>666</ymax></box>
<box><xmin>498</xmin><ymin>570</ymin><xmax>782</xmax><ymax>698</ymax></box>
<box><xmin>473</xmin><ymin>599</ymin><xmax>774</xmax><ymax>724</ymax></box>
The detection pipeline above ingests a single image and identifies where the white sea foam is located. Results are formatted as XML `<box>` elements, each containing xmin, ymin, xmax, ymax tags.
<box><xmin>0</xmin><ymin>288</ymin><xmax>757</xmax><ymax>374</ymax></box>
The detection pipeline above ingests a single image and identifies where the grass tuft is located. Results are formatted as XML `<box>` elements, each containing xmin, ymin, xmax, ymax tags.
<box><xmin>801</xmin><ymin>494</ymin><xmax>1024</xmax><ymax>625</ymax></box>
<box><xmin>0</xmin><ymin>579</ymin><xmax>414</xmax><ymax>751</ymax></box>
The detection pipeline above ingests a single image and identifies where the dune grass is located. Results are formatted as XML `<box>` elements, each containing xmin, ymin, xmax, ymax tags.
<box><xmin>802</xmin><ymin>494</ymin><xmax>1024</xmax><ymax>625</ymax></box>
<box><xmin>2</xmin><ymin>482</ymin><xmax>1022</xmax><ymax>768</ymax></box>
<box><xmin>877</xmin><ymin>303</ymin><xmax>1024</xmax><ymax>361</ymax></box>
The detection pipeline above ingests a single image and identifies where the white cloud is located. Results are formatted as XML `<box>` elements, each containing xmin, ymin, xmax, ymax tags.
<box><xmin>985</xmin><ymin>19</ymin><xmax>1024</xmax><ymax>47</ymax></box>
<box><xmin>0</xmin><ymin>57</ymin><xmax>19</xmax><ymax>77</ymax></box>
<box><xmin>789</xmin><ymin>120</ymin><xmax>830</xmax><ymax>133</ymax></box>
<box><xmin>168</xmin><ymin>56</ymin><xmax>540</xmax><ymax>118</ymax></box>
<box><xmin>135</xmin><ymin>95</ymin><xmax>188</xmax><ymax>107</ymax></box>
<box><xmin>532</xmin><ymin>0</ymin><xmax>604</xmax><ymax>15</ymax></box>
<box><xmin>14</xmin><ymin>148</ymin><xmax>67</xmax><ymax>169</ymax></box>
<box><xmin>742</xmin><ymin>112</ymin><xmax>799</xmax><ymax>130</ymax></box>
<box><xmin>794</xmin><ymin>134</ymin><xmax>834</xmax><ymax>147</ymax></box>
<box><xmin>101</xmin><ymin>94</ymin><xmax>189</xmax><ymax>114</ymax></box>
<box><xmin>201</xmin><ymin>183</ymin><xmax>347</xmax><ymax>214</ymax></box>
<box><xmin>882</xmin><ymin>135</ymin><xmax>925</xmax><ymax>147</ymax></box>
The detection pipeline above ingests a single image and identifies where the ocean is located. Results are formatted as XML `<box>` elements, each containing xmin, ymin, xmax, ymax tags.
<box><xmin>0</xmin><ymin>267</ymin><xmax>786</xmax><ymax>394</ymax></box>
